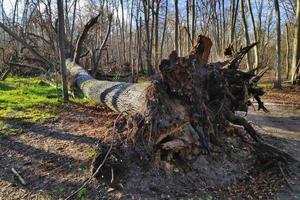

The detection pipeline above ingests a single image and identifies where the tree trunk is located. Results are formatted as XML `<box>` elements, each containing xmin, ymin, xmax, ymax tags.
<box><xmin>186</xmin><ymin>0</ymin><xmax>190</xmax><ymax>51</ymax></box>
<box><xmin>230</xmin><ymin>0</ymin><xmax>239</xmax><ymax>45</ymax></box>
<box><xmin>191</xmin><ymin>0</ymin><xmax>196</xmax><ymax>43</ymax></box>
<box><xmin>246</xmin><ymin>0</ymin><xmax>259</xmax><ymax>70</ymax></box>
<box><xmin>240</xmin><ymin>0</ymin><xmax>252</xmax><ymax>70</ymax></box>
<box><xmin>291</xmin><ymin>0</ymin><xmax>300</xmax><ymax>83</ymax></box>
<box><xmin>57</xmin><ymin>0</ymin><xmax>69</xmax><ymax>102</ymax></box>
<box><xmin>70</xmin><ymin>0</ymin><xmax>77</xmax><ymax>55</ymax></box>
<box><xmin>274</xmin><ymin>0</ymin><xmax>282</xmax><ymax>88</ymax></box>
<box><xmin>160</xmin><ymin>1</ymin><xmax>168</xmax><ymax>61</ymax></box>
<box><xmin>174</xmin><ymin>0</ymin><xmax>179</xmax><ymax>53</ymax></box>
<box><xmin>286</xmin><ymin>23</ymin><xmax>291</xmax><ymax>79</ymax></box>
<box><xmin>143</xmin><ymin>0</ymin><xmax>153</xmax><ymax>74</ymax></box>
<box><xmin>129</xmin><ymin>0</ymin><xmax>134</xmax><ymax>67</ymax></box>
<box><xmin>154</xmin><ymin>0</ymin><xmax>161</xmax><ymax>70</ymax></box>
<box><xmin>66</xmin><ymin>59</ymin><xmax>151</xmax><ymax>113</ymax></box>
<box><xmin>73</xmin><ymin>13</ymin><xmax>101</xmax><ymax>64</ymax></box>
<box><xmin>120</xmin><ymin>0</ymin><xmax>126</xmax><ymax>64</ymax></box>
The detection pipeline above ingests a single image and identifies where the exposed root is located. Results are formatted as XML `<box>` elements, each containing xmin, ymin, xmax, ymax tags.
<box><xmin>71</xmin><ymin>35</ymin><xmax>300</xmax><ymax>196</ymax></box>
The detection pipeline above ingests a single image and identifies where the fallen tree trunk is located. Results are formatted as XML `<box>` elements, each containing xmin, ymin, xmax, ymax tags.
<box><xmin>66</xmin><ymin>35</ymin><xmax>298</xmax><ymax>177</ymax></box>
<box><xmin>67</xmin><ymin>35</ymin><xmax>259</xmax><ymax>154</ymax></box>
<box><xmin>66</xmin><ymin>59</ymin><xmax>151</xmax><ymax>113</ymax></box>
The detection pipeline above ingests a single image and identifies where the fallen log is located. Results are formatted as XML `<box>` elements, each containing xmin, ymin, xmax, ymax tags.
<box><xmin>68</xmin><ymin>36</ymin><xmax>242</xmax><ymax>151</ymax></box>
<box><xmin>66</xmin><ymin>35</ymin><xmax>298</xmax><ymax>176</ymax></box>
<box><xmin>66</xmin><ymin>59</ymin><xmax>151</xmax><ymax>113</ymax></box>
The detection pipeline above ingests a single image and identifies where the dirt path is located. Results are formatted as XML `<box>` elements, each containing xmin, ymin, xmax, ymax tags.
<box><xmin>248</xmin><ymin>103</ymin><xmax>300</xmax><ymax>140</ymax></box>
<box><xmin>0</xmin><ymin>102</ymin><xmax>299</xmax><ymax>199</ymax></box>
<box><xmin>247</xmin><ymin>103</ymin><xmax>300</xmax><ymax>160</ymax></box>
<box><xmin>0</xmin><ymin>104</ymin><xmax>117</xmax><ymax>200</ymax></box>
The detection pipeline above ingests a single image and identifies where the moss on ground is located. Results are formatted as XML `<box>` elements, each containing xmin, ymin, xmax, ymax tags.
<box><xmin>0</xmin><ymin>77</ymin><xmax>88</xmax><ymax>136</ymax></box>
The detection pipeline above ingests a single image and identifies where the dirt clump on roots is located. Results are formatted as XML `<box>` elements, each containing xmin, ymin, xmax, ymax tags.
<box><xmin>92</xmin><ymin>128</ymin><xmax>255</xmax><ymax>198</ymax></box>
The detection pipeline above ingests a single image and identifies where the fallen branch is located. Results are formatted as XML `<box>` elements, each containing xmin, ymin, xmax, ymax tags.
<box><xmin>11</xmin><ymin>167</ymin><xmax>26</xmax><ymax>185</ymax></box>
<box><xmin>73</xmin><ymin>12</ymin><xmax>102</xmax><ymax>64</ymax></box>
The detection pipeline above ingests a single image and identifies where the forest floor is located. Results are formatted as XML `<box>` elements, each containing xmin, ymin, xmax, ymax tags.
<box><xmin>0</xmin><ymin>78</ymin><xmax>300</xmax><ymax>199</ymax></box>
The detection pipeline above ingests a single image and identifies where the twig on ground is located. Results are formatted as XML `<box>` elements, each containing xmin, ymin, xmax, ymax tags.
<box><xmin>278</xmin><ymin>161</ymin><xmax>294</xmax><ymax>192</ymax></box>
<box><xmin>11</xmin><ymin>167</ymin><xmax>26</xmax><ymax>185</ymax></box>
<box><xmin>64</xmin><ymin>111</ymin><xmax>126</xmax><ymax>200</ymax></box>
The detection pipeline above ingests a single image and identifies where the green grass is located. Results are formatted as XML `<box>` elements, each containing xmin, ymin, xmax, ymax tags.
<box><xmin>0</xmin><ymin>77</ymin><xmax>60</xmax><ymax>121</ymax></box>
<box><xmin>0</xmin><ymin>77</ymin><xmax>73</xmax><ymax>136</ymax></box>
<box><xmin>258</xmin><ymin>83</ymin><xmax>274</xmax><ymax>89</ymax></box>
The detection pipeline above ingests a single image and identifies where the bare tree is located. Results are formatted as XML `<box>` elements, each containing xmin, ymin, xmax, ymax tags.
<box><xmin>154</xmin><ymin>0</ymin><xmax>161</xmax><ymax>69</ymax></box>
<box><xmin>274</xmin><ymin>0</ymin><xmax>281</xmax><ymax>88</ymax></box>
<box><xmin>70</xmin><ymin>0</ymin><xmax>77</xmax><ymax>54</ymax></box>
<box><xmin>191</xmin><ymin>0</ymin><xmax>196</xmax><ymax>43</ymax></box>
<box><xmin>143</xmin><ymin>0</ymin><xmax>153</xmax><ymax>74</ymax></box>
<box><xmin>160</xmin><ymin>0</ymin><xmax>168</xmax><ymax>61</ymax></box>
<box><xmin>291</xmin><ymin>0</ymin><xmax>300</xmax><ymax>83</ymax></box>
<box><xmin>230</xmin><ymin>0</ymin><xmax>239</xmax><ymax>44</ymax></box>
<box><xmin>174</xmin><ymin>0</ymin><xmax>179</xmax><ymax>53</ymax></box>
<box><xmin>246</xmin><ymin>0</ymin><xmax>259</xmax><ymax>70</ymax></box>
<box><xmin>186</xmin><ymin>0</ymin><xmax>190</xmax><ymax>50</ymax></box>
<box><xmin>57</xmin><ymin>0</ymin><xmax>69</xmax><ymax>102</ymax></box>
<box><xmin>285</xmin><ymin>23</ymin><xmax>291</xmax><ymax>79</ymax></box>
<box><xmin>240</xmin><ymin>0</ymin><xmax>252</xmax><ymax>70</ymax></box>
<box><xmin>120</xmin><ymin>0</ymin><xmax>126</xmax><ymax>63</ymax></box>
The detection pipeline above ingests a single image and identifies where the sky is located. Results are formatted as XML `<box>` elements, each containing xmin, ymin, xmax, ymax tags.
<box><xmin>0</xmin><ymin>0</ymin><xmax>295</xmax><ymax>30</ymax></box>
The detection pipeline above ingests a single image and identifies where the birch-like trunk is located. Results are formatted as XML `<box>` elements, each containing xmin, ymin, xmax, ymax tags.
<box><xmin>291</xmin><ymin>0</ymin><xmax>300</xmax><ymax>83</ymax></box>
<box><xmin>66</xmin><ymin>59</ymin><xmax>151</xmax><ymax>113</ymax></box>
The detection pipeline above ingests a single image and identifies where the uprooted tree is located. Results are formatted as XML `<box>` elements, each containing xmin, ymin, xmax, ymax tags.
<box><xmin>66</xmin><ymin>34</ymin><xmax>298</xmax><ymax>178</ymax></box>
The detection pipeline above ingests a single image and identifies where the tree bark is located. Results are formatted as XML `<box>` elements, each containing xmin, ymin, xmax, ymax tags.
<box><xmin>186</xmin><ymin>0</ymin><xmax>190</xmax><ymax>51</ymax></box>
<box><xmin>246</xmin><ymin>0</ymin><xmax>259</xmax><ymax>70</ymax></box>
<box><xmin>174</xmin><ymin>0</ymin><xmax>179</xmax><ymax>53</ymax></box>
<box><xmin>57</xmin><ymin>0</ymin><xmax>69</xmax><ymax>102</ymax></box>
<box><xmin>230</xmin><ymin>0</ymin><xmax>239</xmax><ymax>45</ymax></box>
<box><xmin>191</xmin><ymin>0</ymin><xmax>196</xmax><ymax>43</ymax></box>
<box><xmin>286</xmin><ymin>23</ymin><xmax>291</xmax><ymax>79</ymax></box>
<box><xmin>160</xmin><ymin>1</ymin><xmax>168</xmax><ymax>61</ymax></box>
<box><xmin>70</xmin><ymin>0</ymin><xmax>77</xmax><ymax>56</ymax></box>
<box><xmin>120</xmin><ymin>0</ymin><xmax>126</xmax><ymax>64</ymax></box>
<box><xmin>274</xmin><ymin>0</ymin><xmax>282</xmax><ymax>88</ymax></box>
<box><xmin>291</xmin><ymin>0</ymin><xmax>300</xmax><ymax>83</ymax></box>
<box><xmin>73</xmin><ymin>13</ymin><xmax>101</xmax><ymax>64</ymax></box>
<box><xmin>66</xmin><ymin>59</ymin><xmax>151</xmax><ymax>113</ymax></box>
<box><xmin>154</xmin><ymin>0</ymin><xmax>161</xmax><ymax>70</ymax></box>
<box><xmin>142</xmin><ymin>0</ymin><xmax>153</xmax><ymax>74</ymax></box>
<box><xmin>91</xmin><ymin>14</ymin><xmax>113</xmax><ymax>77</ymax></box>
<box><xmin>240</xmin><ymin>0</ymin><xmax>252</xmax><ymax>70</ymax></box>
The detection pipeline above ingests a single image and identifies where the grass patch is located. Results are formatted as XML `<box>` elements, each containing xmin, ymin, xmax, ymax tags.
<box><xmin>87</xmin><ymin>147</ymin><xmax>97</xmax><ymax>159</ymax></box>
<box><xmin>258</xmin><ymin>83</ymin><xmax>274</xmax><ymax>89</ymax></box>
<box><xmin>0</xmin><ymin>77</ymin><xmax>93</xmax><ymax>136</ymax></box>
<box><xmin>0</xmin><ymin>120</ymin><xmax>23</xmax><ymax>136</ymax></box>
<box><xmin>0</xmin><ymin>77</ymin><xmax>60</xmax><ymax>123</ymax></box>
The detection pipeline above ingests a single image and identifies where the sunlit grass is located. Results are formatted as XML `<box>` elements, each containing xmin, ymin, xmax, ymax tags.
<box><xmin>0</xmin><ymin>77</ymin><xmax>89</xmax><ymax>136</ymax></box>
<box><xmin>0</xmin><ymin>77</ymin><xmax>59</xmax><ymax>122</ymax></box>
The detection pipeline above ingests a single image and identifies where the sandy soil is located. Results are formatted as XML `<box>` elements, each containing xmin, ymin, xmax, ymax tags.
<box><xmin>0</xmin><ymin>100</ymin><xmax>299</xmax><ymax>199</ymax></box>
